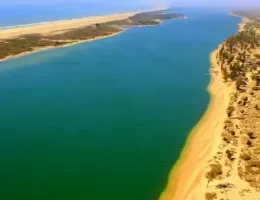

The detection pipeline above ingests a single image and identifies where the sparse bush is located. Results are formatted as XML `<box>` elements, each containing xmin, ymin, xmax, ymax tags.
<box><xmin>246</xmin><ymin>161</ymin><xmax>260</xmax><ymax>174</ymax></box>
<box><xmin>252</xmin><ymin>86</ymin><xmax>260</xmax><ymax>91</ymax></box>
<box><xmin>205</xmin><ymin>192</ymin><xmax>216</xmax><ymax>200</ymax></box>
<box><xmin>227</xmin><ymin>106</ymin><xmax>235</xmax><ymax>117</ymax></box>
<box><xmin>254</xmin><ymin>54</ymin><xmax>260</xmax><ymax>59</ymax></box>
<box><xmin>240</xmin><ymin>153</ymin><xmax>251</xmax><ymax>161</ymax></box>
<box><xmin>226</xmin><ymin>149</ymin><xmax>235</xmax><ymax>161</ymax></box>
<box><xmin>247</xmin><ymin>132</ymin><xmax>257</xmax><ymax>139</ymax></box>
<box><xmin>247</xmin><ymin>140</ymin><xmax>253</xmax><ymax>147</ymax></box>
<box><xmin>206</xmin><ymin>164</ymin><xmax>223</xmax><ymax>180</ymax></box>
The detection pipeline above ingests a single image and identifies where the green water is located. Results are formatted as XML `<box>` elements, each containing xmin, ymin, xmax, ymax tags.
<box><xmin>0</xmin><ymin>9</ymin><xmax>240</xmax><ymax>200</ymax></box>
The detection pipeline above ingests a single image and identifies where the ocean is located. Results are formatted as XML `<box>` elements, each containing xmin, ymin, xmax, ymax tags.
<box><xmin>0</xmin><ymin>3</ymin><xmax>155</xmax><ymax>28</ymax></box>
<box><xmin>0</xmin><ymin>8</ymin><xmax>240</xmax><ymax>200</ymax></box>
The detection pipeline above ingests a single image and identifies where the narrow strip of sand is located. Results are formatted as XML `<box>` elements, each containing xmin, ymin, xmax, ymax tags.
<box><xmin>159</xmin><ymin>47</ymin><xmax>234</xmax><ymax>200</ymax></box>
<box><xmin>0</xmin><ymin>12</ymin><xmax>136</xmax><ymax>63</ymax></box>
<box><xmin>0</xmin><ymin>8</ymin><xmax>170</xmax><ymax>63</ymax></box>
<box><xmin>159</xmin><ymin>16</ymin><xmax>245</xmax><ymax>200</ymax></box>
<box><xmin>0</xmin><ymin>12</ymin><xmax>136</xmax><ymax>40</ymax></box>
<box><xmin>0</xmin><ymin>6</ymin><xmax>169</xmax><ymax>40</ymax></box>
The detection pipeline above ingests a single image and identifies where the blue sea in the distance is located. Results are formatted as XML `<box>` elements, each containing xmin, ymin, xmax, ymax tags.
<box><xmin>0</xmin><ymin>8</ymin><xmax>240</xmax><ymax>200</ymax></box>
<box><xmin>0</xmin><ymin>3</ymin><xmax>157</xmax><ymax>28</ymax></box>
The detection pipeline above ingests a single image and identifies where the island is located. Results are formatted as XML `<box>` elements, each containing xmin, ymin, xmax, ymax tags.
<box><xmin>0</xmin><ymin>10</ymin><xmax>185</xmax><ymax>62</ymax></box>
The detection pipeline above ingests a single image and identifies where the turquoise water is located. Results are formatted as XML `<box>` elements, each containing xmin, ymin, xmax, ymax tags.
<box><xmin>0</xmin><ymin>9</ymin><xmax>239</xmax><ymax>200</ymax></box>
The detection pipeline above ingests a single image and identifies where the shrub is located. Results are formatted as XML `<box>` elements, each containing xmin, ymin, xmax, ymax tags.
<box><xmin>240</xmin><ymin>153</ymin><xmax>251</xmax><ymax>161</ymax></box>
<box><xmin>246</xmin><ymin>161</ymin><xmax>260</xmax><ymax>174</ymax></box>
<box><xmin>206</xmin><ymin>164</ymin><xmax>223</xmax><ymax>180</ymax></box>
<box><xmin>247</xmin><ymin>140</ymin><xmax>253</xmax><ymax>147</ymax></box>
<box><xmin>226</xmin><ymin>149</ymin><xmax>235</xmax><ymax>161</ymax></box>
<box><xmin>205</xmin><ymin>192</ymin><xmax>216</xmax><ymax>200</ymax></box>
<box><xmin>247</xmin><ymin>132</ymin><xmax>257</xmax><ymax>139</ymax></box>
<box><xmin>227</xmin><ymin>106</ymin><xmax>235</xmax><ymax>117</ymax></box>
<box><xmin>252</xmin><ymin>86</ymin><xmax>260</xmax><ymax>91</ymax></box>
<box><xmin>254</xmin><ymin>54</ymin><xmax>260</xmax><ymax>59</ymax></box>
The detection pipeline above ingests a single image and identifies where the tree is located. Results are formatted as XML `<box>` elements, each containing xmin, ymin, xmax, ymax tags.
<box><xmin>256</xmin><ymin>77</ymin><xmax>260</xmax><ymax>86</ymax></box>
<box><xmin>227</xmin><ymin>106</ymin><xmax>235</xmax><ymax>117</ymax></box>
<box><xmin>221</xmin><ymin>67</ymin><xmax>228</xmax><ymax>82</ymax></box>
<box><xmin>227</xmin><ymin>55</ymin><xmax>234</xmax><ymax>64</ymax></box>
<box><xmin>254</xmin><ymin>54</ymin><xmax>260</xmax><ymax>60</ymax></box>
<box><xmin>230</xmin><ymin>70</ymin><xmax>238</xmax><ymax>80</ymax></box>
<box><xmin>236</xmin><ymin>77</ymin><xmax>244</xmax><ymax>90</ymax></box>
<box><xmin>252</xmin><ymin>73</ymin><xmax>259</xmax><ymax>81</ymax></box>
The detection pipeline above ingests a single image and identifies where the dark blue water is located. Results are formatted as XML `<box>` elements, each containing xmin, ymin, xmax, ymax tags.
<box><xmin>0</xmin><ymin>9</ymin><xmax>239</xmax><ymax>200</ymax></box>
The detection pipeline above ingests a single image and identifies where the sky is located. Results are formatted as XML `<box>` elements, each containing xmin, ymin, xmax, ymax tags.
<box><xmin>1</xmin><ymin>0</ymin><xmax>260</xmax><ymax>7</ymax></box>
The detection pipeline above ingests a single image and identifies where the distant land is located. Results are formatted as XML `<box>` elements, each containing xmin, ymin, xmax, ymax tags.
<box><xmin>160</xmin><ymin>9</ymin><xmax>260</xmax><ymax>200</ymax></box>
<box><xmin>232</xmin><ymin>10</ymin><xmax>260</xmax><ymax>20</ymax></box>
<box><xmin>0</xmin><ymin>10</ymin><xmax>185</xmax><ymax>62</ymax></box>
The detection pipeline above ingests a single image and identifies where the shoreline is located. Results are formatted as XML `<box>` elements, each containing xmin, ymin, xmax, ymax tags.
<box><xmin>0</xmin><ymin>7</ymin><xmax>178</xmax><ymax>63</ymax></box>
<box><xmin>0</xmin><ymin>31</ymin><xmax>123</xmax><ymax>63</ymax></box>
<box><xmin>0</xmin><ymin>7</ymin><xmax>169</xmax><ymax>31</ymax></box>
<box><xmin>159</xmin><ymin>47</ymin><xmax>234</xmax><ymax>200</ymax></box>
<box><xmin>0</xmin><ymin>12</ymin><xmax>136</xmax><ymax>40</ymax></box>
<box><xmin>0</xmin><ymin>7</ymin><xmax>170</xmax><ymax>40</ymax></box>
<box><xmin>229</xmin><ymin>12</ymin><xmax>250</xmax><ymax>31</ymax></box>
<box><xmin>0</xmin><ymin>10</ymin><xmax>136</xmax><ymax>63</ymax></box>
<box><xmin>159</xmin><ymin>15</ymin><xmax>244</xmax><ymax>200</ymax></box>
<box><xmin>0</xmin><ymin>12</ymin><xmax>137</xmax><ymax>31</ymax></box>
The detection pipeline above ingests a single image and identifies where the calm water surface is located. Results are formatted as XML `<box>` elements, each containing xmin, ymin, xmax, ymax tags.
<box><xmin>0</xmin><ymin>9</ymin><xmax>240</xmax><ymax>200</ymax></box>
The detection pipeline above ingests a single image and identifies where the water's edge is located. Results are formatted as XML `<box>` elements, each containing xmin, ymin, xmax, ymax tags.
<box><xmin>159</xmin><ymin>13</ymin><xmax>242</xmax><ymax>200</ymax></box>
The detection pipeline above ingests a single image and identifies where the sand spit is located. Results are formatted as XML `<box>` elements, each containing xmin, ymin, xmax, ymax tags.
<box><xmin>0</xmin><ymin>13</ymin><xmax>135</xmax><ymax>40</ymax></box>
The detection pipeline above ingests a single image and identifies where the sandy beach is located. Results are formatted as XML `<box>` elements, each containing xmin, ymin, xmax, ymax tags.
<box><xmin>0</xmin><ymin>12</ymin><xmax>136</xmax><ymax>40</ymax></box>
<box><xmin>159</xmin><ymin>47</ymin><xmax>234</xmax><ymax>200</ymax></box>
<box><xmin>229</xmin><ymin>12</ymin><xmax>251</xmax><ymax>31</ymax></box>
<box><xmin>0</xmin><ymin>12</ymin><xmax>137</xmax><ymax>63</ymax></box>
<box><xmin>159</xmin><ymin>15</ymin><xmax>248</xmax><ymax>200</ymax></box>
<box><xmin>0</xmin><ymin>8</ymin><xmax>175</xmax><ymax>63</ymax></box>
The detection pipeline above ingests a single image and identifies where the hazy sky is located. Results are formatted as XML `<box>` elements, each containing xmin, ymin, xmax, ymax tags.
<box><xmin>2</xmin><ymin>0</ymin><xmax>260</xmax><ymax>7</ymax></box>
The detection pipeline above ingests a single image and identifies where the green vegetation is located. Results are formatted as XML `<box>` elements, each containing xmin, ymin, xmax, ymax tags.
<box><xmin>0</xmin><ymin>24</ymin><xmax>120</xmax><ymax>60</ymax></box>
<box><xmin>0</xmin><ymin>10</ymin><xmax>185</xmax><ymax>61</ymax></box>
<box><xmin>45</xmin><ymin>24</ymin><xmax>120</xmax><ymax>40</ymax></box>
<box><xmin>219</xmin><ymin>23</ymin><xmax>260</xmax><ymax>90</ymax></box>
<box><xmin>217</xmin><ymin>12</ymin><xmax>260</xmax><ymax>190</ymax></box>
<box><xmin>0</xmin><ymin>35</ymin><xmax>69</xmax><ymax>59</ymax></box>
<box><xmin>129</xmin><ymin>11</ymin><xmax>184</xmax><ymax>22</ymax></box>
<box><xmin>104</xmin><ymin>11</ymin><xmax>185</xmax><ymax>26</ymax></box>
